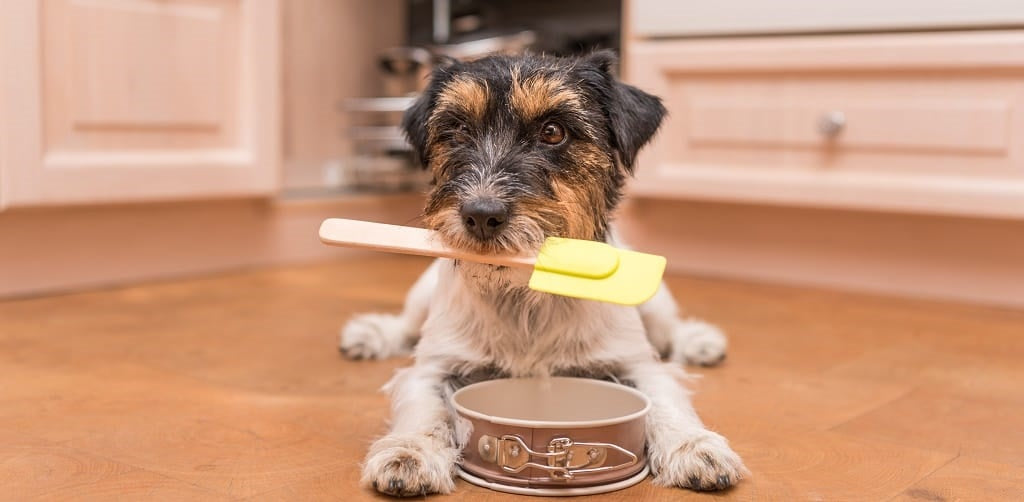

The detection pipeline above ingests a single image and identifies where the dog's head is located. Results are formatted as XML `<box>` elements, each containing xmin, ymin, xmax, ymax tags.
<box><xmin>403</xmin><ymin>51</ymin><xmax>666</xmax><ymax>254</ymax></box>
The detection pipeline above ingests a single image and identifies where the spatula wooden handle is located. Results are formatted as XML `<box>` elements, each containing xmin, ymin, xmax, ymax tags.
<box><xmin>318</xmin><ymin>218</ymin><xmax>535</xmax><ymax>268</ymax></box>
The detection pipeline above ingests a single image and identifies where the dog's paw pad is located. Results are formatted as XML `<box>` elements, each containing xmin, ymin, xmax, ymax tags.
<box><xmin>669</xmin><ymin>319</ymin><xmax>728</xmax><ymax>367</ymax></box>
<box><xmin>339</xmin><ymin>313</ymin><xmax>410</xmax><ymax>360</ymax></box>
<box><xmin>362</xmin><ymin>437</ymin><xmax>455</xmax><ymax>496</ymax></box>
<box><xmin>653</xmin><ymin>432</ymin><xmax>746</xmax><ymax>491</ymax></box>
<box><xmin>371</xmin><ymin>455</ymin><xmax>423</xmax><ymax>497</ymax></box>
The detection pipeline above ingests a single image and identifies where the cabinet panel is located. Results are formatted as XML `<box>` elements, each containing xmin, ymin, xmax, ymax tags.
<box><xmin>1</xmin><ymin>0</ymin><xmax>279</xmax><ymax>208</ymax></box>
<box><xmin>67</xmin><ymin>0</ymin><xmax>227</xmax><ymax>129</ymax></box>
<box><xmin>689</xmin><ymin>91</ymin><xmax>1010</xmax><ymax>156</ymax></box>
<box><xmin>47</xmin><ymin>0</ymin><xmax>237</xmax><ymax>150</ymax></box>
<box><xmin>667</xmin><ymin>75</ymin><xmax>1021</xmax><ymax>178</ymax></box>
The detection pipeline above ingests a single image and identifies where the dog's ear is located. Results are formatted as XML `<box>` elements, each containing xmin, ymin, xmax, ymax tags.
<box><xmin>401</xmin><ymin>91</ymin><xmax>434</xmax><ymax>168</ymax></box>
<box><xmin>402</xmin><ymin>59</ymin><xmax>458</xmax><ymax>168</ymax></box>
<box><xmin>580</xmin><ymin>50</ymin><xmax>667</xmax><ymax>173</ymax></box>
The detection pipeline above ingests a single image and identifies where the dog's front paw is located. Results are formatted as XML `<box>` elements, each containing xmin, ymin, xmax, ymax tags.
<box><xmin>340</xmin><ymin>313</ymin><xmax>412</xmax><ymax>360</ymax></box>
<box><xmin>651</xmin><ymin>431</ymin><xmax>746</xmax><ymax>492</ymax></box>
<box><xmin>669</xmin><ymin>319</ymin><xmax>728</xmax><ymax>367</ymax></box>
<box><xmin>361</xmin><ymin>434</ymin><xmax>457</xmax><ymax>497</ymax></box>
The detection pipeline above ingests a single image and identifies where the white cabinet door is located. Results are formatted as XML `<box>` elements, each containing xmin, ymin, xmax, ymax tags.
<box><xmin>0</xmin><ymin>0</ymin><xmax>279</xmax><ymax>208</ymax></box>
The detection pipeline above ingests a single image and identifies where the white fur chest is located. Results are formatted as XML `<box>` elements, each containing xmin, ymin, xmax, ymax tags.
<box><xmin>417</xmin><ymin>260</ymin><xmax>652</xmax><ymax>378</ymax></box>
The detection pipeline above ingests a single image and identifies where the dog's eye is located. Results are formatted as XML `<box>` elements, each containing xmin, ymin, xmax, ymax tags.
<box><xmin>450</xmin><ymin>123</ymin><xmax>471</xmax><ymax>144</ymax></box>
<box><xmin>539</xmin><ymin>122</ymin><xmax>566</xmax><ymax>145</ymax></box>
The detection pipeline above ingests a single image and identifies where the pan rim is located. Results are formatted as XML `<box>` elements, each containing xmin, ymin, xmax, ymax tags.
<box><xmin>451</xmin><ymin>376</ymin><xmax>651</xmax><ymax>428</ymax></box>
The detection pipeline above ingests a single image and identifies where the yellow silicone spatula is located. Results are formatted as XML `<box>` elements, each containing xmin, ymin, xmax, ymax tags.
<box><xmin>318</xmin><ymin>218</ymin><xmax>666</xmax><ymax>306</ymax></box>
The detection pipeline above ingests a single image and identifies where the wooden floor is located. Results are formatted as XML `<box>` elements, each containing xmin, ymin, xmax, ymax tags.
<box><xmin>3</xmin><ymin>256</ymin><xmax>1024</xmax><ymax>501</ymax></box>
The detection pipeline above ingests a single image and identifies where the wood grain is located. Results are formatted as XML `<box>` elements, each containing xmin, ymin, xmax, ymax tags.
<box><xmin>894</xmin><ymin>457</ymin><xmax>1024</xmax><ymax>502</ymax></box>
<box><xmin>1</xmin><ymin>256</ymin><xmax>1023</xmax><ymax>500</ymax></box>
<box><xmin>1</xmin><ymin>436</ymin><xmax>227</xmax><ymax>501</ymax></box>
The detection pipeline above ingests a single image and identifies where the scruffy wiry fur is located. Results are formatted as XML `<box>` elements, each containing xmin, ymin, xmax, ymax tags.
<box><xmin>340</xmin><ymin>51</ymin><xmax>745</xmax><ymax>496</ymax></box>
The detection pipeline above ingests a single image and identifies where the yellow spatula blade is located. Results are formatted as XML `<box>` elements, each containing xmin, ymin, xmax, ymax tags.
<box><xmin>528</xmin><ymin>237</ymin><xmax>666</xmax><ymax>306</ymax></box>
<box><xmin>533</xmin><ymin>237</ymin><xmax>620</xmax><ymax>279</ymax></box>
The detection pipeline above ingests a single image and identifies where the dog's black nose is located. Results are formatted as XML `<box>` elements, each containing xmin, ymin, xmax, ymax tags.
<box><xmin>460</xmin><ymin>198</ymin><xmax>509</xmax><ymax>240</ymax></box>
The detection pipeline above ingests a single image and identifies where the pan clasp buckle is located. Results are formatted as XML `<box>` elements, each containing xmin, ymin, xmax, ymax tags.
<box><xmin>478</xmin><ymin>434</ymin><xmax>638</xmax><ymax>480</ymax></box>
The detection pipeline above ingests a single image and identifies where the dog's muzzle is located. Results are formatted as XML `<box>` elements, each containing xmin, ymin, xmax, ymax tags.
<box><xmin>451</xmin><ymin>377</ymin><xmax>650</xmax><ymax>496</ymax></box>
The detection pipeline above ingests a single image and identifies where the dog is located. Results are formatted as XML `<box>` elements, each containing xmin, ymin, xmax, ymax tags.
<box><xmin>340</xmin><ymin>50</ymin><xmax>746</xmax><ymax>496</ymax></box>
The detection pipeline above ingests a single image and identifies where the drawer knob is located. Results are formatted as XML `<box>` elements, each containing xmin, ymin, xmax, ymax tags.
<box><xmin>817</xmin><ymin>111</ymin><xmax>846</xmax><ymax>138</ymax></box>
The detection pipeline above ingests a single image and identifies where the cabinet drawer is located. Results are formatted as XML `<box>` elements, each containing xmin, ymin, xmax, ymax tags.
<box><xmin>630</xmin><ymin>0</ymin><xmax>1024</xmax><ymax>38</ymax></box>
<box><xmin>626</xmin><ymin>31</ymin><xmax>1024</xmax><ymax>218</ymax></box>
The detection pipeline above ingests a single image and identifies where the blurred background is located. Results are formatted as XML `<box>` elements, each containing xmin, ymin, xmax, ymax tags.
<box><xmin>1</xmin><ymin>0</ymin><xmax>1023</xmax><ymax>308</ymax></box>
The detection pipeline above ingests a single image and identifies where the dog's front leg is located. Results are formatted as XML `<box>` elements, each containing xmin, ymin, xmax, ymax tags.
<box><xmin>362</xmin><ymin>361</ymin><xmax>461</xmax><ymax>497</ymax></box>
<box><xmin>624</xmin><ymin>361</ymin><xmax>746</xmax><ymax>491</ymax></box>
<box><xmin>340</xmin><ymin>260</ymin><xmax>440</xmax><ymax>360</ymax></box>
<box><xmin>639</xmin><ymin>283</ymin><xmax>728</xmax><ymax>366</ymax></box>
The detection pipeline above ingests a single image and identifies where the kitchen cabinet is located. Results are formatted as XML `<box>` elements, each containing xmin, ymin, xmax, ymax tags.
<box><xmin>625</xmin><ymin>31</ymin><xmax>1024</xmax><ymax>218</ymax></box>
<box><xmin>624</xmin><ymin>0</ymin><xmax>1024</xmax><ymax>219</ymax></box>
<box><xmin>0</xmin><ymin>0</ymin><xmax>280</xmax><ymax>208</ymax></box>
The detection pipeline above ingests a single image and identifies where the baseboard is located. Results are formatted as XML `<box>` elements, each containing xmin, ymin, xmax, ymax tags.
<box><xmin>617</xmin><ymin>198</ymin><xmax>1024</xmax><ymax>309</ymax></box>
<box><xmin>4</xmin><ymin>194</ymin><xmax>1022</xmax><ymax>308</ymax></box>
<box><xmin>0</xmin><ymin>194</ymin><xmax>424</xmax><ymax>298</ymax></box>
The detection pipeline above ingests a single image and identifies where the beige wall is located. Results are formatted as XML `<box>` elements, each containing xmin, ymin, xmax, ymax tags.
<box><xmin>282</xmin><ymin>0</ymin><xmax>406</xmax><ymax>191</ymax></box>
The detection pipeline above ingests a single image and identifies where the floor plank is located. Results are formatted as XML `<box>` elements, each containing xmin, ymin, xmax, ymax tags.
<box><xmin>2</xmin><ymin>256</ymin><xmax>1023</xmax><ymax>500</ymax></box>
<box><xmin>894</xmin><ymin>456</ymin><xmax>1024</xmax><ymax>502</ymax></box>
<box><xmin>834</xmin><ymin>385</ymin><xmax>1024</xmax><ymax>468</ymax></box>
<box><xmin>1</xmin><ymin>436</ymin><xmax>227</xmax><ymax>501</ymax></box>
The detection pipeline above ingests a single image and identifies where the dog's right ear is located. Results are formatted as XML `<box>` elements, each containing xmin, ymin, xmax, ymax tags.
<box><xmin>579</xmin><ymin>50</ymin><xmax>667</xmax><ymax>174</ymax></box>
<box><xmin>402</xmin><ymin>59</ymin><xmax>457</xmax><ymax>168</ymax></box>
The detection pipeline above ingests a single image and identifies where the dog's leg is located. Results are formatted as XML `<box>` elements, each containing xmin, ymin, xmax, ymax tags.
<box><xmin>340</xmin><ymin>260</ymin><xmax>439</xmax><ymax>359</ymax></box>
<box><xmin>609</xmin><ymin>229</ymin><xmax>726</xmax><ymax>366</ymax></box>
<box><xmin>639</xmin><ymin>283</ymin><xmax>727</xmax><ymax>366</ymax></box>
<box><xmin>624</xmin><ymin>361</ymin><xmax>746</xmax><ymax>491</ymax></box>
<box><xmin>362</xmin><ymin>363</ymin><xmax>461</xmax><ymax>496</ymax></box>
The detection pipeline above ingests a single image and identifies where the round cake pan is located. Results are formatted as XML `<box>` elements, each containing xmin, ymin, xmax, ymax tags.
<box><xmin>451</xmin><ymin>377</ymin><xmax>650</xmax><ymax>496</ymax></box>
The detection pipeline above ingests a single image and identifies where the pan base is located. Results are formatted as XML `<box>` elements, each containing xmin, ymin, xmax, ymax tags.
<box><xmin>456</xmin><ymin>464</ymin><xmax>650</xmax><ymax>497</ymax></box>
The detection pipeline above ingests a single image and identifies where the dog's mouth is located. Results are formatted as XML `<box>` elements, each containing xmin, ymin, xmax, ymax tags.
<box><xmin>425</xmin><ymin>207</ymin><xmax>547</xmax><ymax>258</ymax></box>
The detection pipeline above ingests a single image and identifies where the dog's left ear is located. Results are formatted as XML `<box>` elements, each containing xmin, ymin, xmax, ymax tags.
<box><xmin>580</xmin><ymin>50</ymin><xmax>667</xmax><ymax>173</ymax></box>
<box><xmin>402</xmin><ymin>57</ymin><xmax>459</xmax><ymax>168</ymax></box>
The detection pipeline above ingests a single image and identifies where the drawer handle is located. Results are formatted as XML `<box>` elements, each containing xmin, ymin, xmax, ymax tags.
<box><xmin>817</xmin><ymin>111</ymin><xmax>846</xmax><ymax>138</ymax></box>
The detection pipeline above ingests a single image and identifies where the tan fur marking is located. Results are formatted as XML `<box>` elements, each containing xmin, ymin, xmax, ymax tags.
<box><xmin>435</xmin><ymin>76</ymin><xmax>489</xmax><ymax>121</ymax></box>
<box><xmin>426</xmin><ymin>142</ymin><xmax>452</xmax><ymax>175</ymax></box>
<box><xmin>572</xmin><ymin>142</ymin><xmax>612</xmax><ymax>174</ymax></box>
<box><xmin>550</xmin><ymin>180</ymin><xmax>596</xmax><ymax>240</ymax></box>
<box><xmin>551</xmin><ymin>141</ymin><xmax>615</xmax><ymax>240</ymax></box>
<box><xmin>509</xmin><ymin>72</ymin><xmax>582</xmax><ymax>121</ymax></box>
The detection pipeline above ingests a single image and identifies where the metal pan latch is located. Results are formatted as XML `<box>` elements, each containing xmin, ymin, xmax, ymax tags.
<box><xmin>477</xmin><ymin>434</ymin><xmax>638</xmax><ymax>480</ymax></box>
